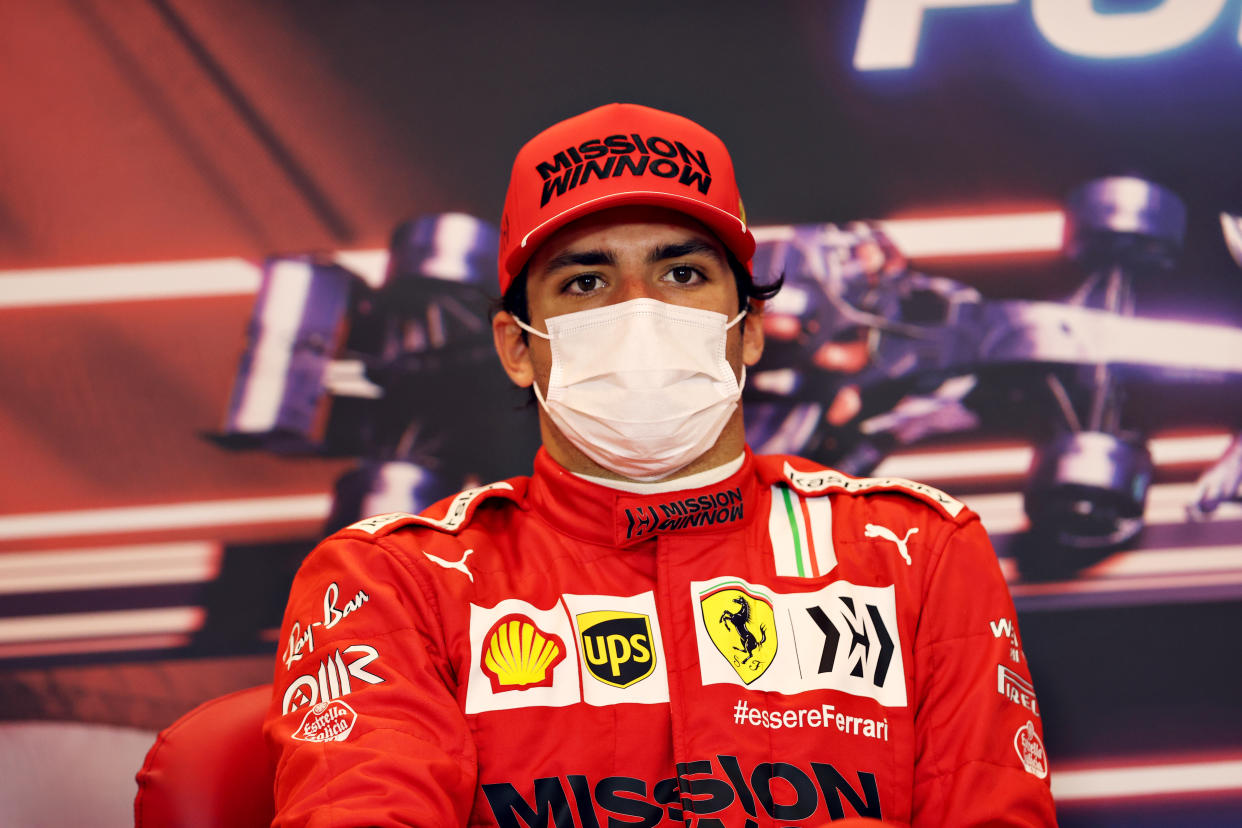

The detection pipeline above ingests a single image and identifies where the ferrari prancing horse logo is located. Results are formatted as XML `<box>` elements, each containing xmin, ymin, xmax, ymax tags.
<box><xmin>699</xmin><ymin>585</ymin><xmax>778</xmax><ymax>683</ymax></box>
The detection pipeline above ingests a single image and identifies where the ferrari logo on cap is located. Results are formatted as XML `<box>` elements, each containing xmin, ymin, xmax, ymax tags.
<box><xmin>700</xmin><ymin>584</ymin><xmax>777</xmax><ymax>684</ymax></box>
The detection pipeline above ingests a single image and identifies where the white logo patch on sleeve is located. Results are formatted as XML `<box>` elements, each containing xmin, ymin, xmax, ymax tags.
<box><xmin>1014</xmin><ymin>720</ymin><xmax>1049</xmax><ymax>779</ymax></box>
<box><xmin>768</xmin><ymin>485</ymin><xmax>837</xmax><ymax>578</ymax></box>
<box><xmin>693</xmin><ymin>577</ymin><xmax>907</xmax><ymax>707</ymax></box>
<box><xmin>292</xmin><ymin>699</ymin><xmax>358</xmax><ymax>742</ymax></box>
<box><xmin>282</xmin><ymin>644</ymin><xmax>384</xmax><ymax>714</ymax></box>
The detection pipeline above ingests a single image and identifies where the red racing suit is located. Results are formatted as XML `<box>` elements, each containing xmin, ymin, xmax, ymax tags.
<box><xmin>264</xmin><ymin>449</ymin><xmax>1056</xmax><ymax>827</ymax></box>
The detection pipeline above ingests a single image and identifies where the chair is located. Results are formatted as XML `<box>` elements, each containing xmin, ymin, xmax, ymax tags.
<box><xmin>134</xmin><ymin>684</ymin><xmax>275</xmax><ymax>828</ymax></box>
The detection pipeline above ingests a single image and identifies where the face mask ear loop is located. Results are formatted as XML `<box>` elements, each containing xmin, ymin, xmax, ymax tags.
<box><xmin>512</xmin><ymin>316</ymin><xmax>551</xmax><ymax>340</ymax></box>
<box><xmin>725</xmin><ymin>309</ymin><xmax>747</xmax><ymax>392</ymax></box>
<box><xmin>509</xmin><ymin>316</ymin><xmax>554</xmax><ymax>403</ymax></box>
<box><xmin>528</xmin><ymin>374</ymin><xmax>553</xmax><ymax>415</ymax></box>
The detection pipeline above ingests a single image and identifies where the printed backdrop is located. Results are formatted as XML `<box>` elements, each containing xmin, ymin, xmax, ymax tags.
<box><xmin>2</xmin><ymin>2</ymin><xmax>1241</xmax><ymax>825</ymax></box>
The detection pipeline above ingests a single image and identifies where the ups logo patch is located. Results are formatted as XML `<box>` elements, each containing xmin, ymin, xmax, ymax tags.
<box><xmin>699</xmin><ymin>584</ymin><xmax>777</xmax><ymax>684</ymax></box>
<box><xmin>577</xmin><ymin>610</ymin><xmax>655</xmax><ymax>688</ymax></box>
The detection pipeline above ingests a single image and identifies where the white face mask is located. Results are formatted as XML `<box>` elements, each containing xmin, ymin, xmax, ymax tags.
<box><xmin>515</xmin><ymin>298</ymin><xmax>747</xmax><ymax>481</ymax></box>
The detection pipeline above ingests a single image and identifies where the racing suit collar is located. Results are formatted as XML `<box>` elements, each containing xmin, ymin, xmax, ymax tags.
<box><xmin>526</xmin><ymin>447</ymin><xmax>760</xmax><ymax>548</ymax></box>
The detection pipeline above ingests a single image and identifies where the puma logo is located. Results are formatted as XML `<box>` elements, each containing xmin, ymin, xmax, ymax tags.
<box><xmin>864</xmin><ymin>524</ymin><xmax>918</xmax><ymax>566</ymax></box>
<box><xmin>423</xmin><ymin>548</ymin><xmax>475</xmax><ymax>582</ymax></box>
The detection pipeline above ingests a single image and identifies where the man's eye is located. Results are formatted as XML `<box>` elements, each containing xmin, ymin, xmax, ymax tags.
<box><xmin>565</xmin><ymin>274</ymin><xmax>602</xmax><ymax>294</ymax></box>
<box><xmin>665</xmin><ymin>266</ymin><xmax>703</xmax><ymax>285</ymax></box>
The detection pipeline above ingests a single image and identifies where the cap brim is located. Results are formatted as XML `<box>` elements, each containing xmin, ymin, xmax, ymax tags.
<box><xmin>505</xmin><ymin>190</ymin><xmax>755</xmax><ymax>282</ymax></box>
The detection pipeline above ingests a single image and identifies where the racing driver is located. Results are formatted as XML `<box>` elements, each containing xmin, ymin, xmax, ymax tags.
<box><xmin>264</xmin><ymin>103</ymin><xmax>1057</xmax><ymax>827</ymax></box>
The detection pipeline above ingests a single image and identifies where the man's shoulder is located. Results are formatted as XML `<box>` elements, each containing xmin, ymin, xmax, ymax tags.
<box><xmin>333</xmin><ymin>477</ymin><xmax>529</xmax><ymax>542</ymax></box>
<box><xmin>753</xmin><ymin>453</ymin><xmax>971</xmax><ymax>523</ymax></box>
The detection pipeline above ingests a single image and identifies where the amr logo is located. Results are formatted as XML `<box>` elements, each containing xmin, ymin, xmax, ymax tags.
<box><xmin>864</xmin><ymin>523</ymin><xmax>918</xmax><ymax>566</ymax></box>
<box><xmin>720</xmin><ymin>595</ymin><xmax>768</xmax><ymax>668</ymax></box>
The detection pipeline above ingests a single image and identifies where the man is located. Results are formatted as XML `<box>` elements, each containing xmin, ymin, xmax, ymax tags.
<box><xmin>264</xmin><ymin>103</ymin><xmax>1057</xmax><ymax>827</ymax></box>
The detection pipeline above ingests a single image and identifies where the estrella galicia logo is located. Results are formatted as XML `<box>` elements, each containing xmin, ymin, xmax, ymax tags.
<box><xmin>577</xmin><ymin>610</ymin><xmax>656</xmax><ymax>688</ymax></box>
<box><xmin>700</xmin><ymin>584</ymin><xmax>777</xmax><ymax>684</ymax></box>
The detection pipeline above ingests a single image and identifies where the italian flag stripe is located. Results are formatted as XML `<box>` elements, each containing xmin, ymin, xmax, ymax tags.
<box><xmin>783</xmin><ymin>486</ymin><xmax>809</xmax><ymax>577</ymax></box>
<box><xmin>768</xmin><ymin>484</ymin><xmax>836</xmax><ymax>578</ymax></box>
<box><xmin>805</xmin><ymin>494</ymin><xmax>836</xmax><ymax>576</ymax></box>
<box><xmin>768</xmin><ymin>485</ymin><xmax>796</xmax><ymax>576</ymax></box>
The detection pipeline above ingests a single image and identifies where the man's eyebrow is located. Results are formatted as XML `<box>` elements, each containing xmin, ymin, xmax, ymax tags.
<box><xmin>647</xmin><ymin>240</ymin><xmax>724</xmax><ymax>264</ymax></box>
<box><xmin>543</xmin><ymin>249</ymin><xmax>616</xmax><ymax>272</ymax></box>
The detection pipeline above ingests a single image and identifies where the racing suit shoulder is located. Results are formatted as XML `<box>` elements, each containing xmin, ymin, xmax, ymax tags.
<box><xmin>756</xmin><ymin>454</ymin><xmax>1055</xmax><ymax>823</ymax></box>
<box><xmin>756</xmin><ymin>453</ymin><xmax>971</xmax><ymax>524</ymax></box>
<box><xmin>333</xmin><ymin>476</ymin><xmax>529</xmax><ymax>541</ymax></box>
<box><xmin>266</xmin><ymin>507</ymin><xmax>489</xmax><ymax>826</ymax></box>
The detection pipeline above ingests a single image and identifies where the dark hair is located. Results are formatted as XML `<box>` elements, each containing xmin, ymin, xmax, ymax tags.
<box><xmin>499</xmin><ymin>248</ymin><xmax>782</xmax><ymax>325</ymax></box>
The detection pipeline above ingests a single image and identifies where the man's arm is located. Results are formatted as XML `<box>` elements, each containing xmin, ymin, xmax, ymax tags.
<box><xmin>263</xmin><ymin>533</ymin><xmax>476</xmax><ymax>827</ymax></box>
<box><xmin>911</xmin><ymin>517</ymin><xmax>1057</xmax><ymax>827</ymax></box>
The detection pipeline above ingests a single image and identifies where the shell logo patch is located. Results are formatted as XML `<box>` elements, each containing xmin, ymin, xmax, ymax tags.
<box><xmin>699</xmin><ymin>584</ymin><xmax>778</xmax><ymax>684</ymax></box>
<box><xmin>480</xmin><ymin>613</ymin><xmax>566</xmax><ymax>693</ymax></box>
<box><xmin>577</xmin><ymin>610</ymin><xmax>656</xmax><ymax>689</ymax></box>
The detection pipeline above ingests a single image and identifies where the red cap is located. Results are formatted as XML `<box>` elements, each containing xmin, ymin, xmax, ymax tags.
<box><xmin>498</xmin><ymin>103</ymin><xmax>754</xmax><ymax>293</ymax></box>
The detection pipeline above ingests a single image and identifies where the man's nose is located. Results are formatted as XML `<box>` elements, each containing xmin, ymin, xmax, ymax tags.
<box><xmin>614</xmin><ymin>273</ymin><xmax>658</xmax><ymax>303</ymax></box>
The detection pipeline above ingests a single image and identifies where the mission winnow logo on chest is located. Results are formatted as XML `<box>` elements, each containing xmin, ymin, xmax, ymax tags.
<box><xmin>535</xmin><ymin>134</ymin><xmax>713</xmax><ymax>207</ymax></box>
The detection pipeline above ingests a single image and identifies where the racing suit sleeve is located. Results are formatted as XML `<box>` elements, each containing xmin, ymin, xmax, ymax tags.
<box><xmin>262</xmin><ymin>533</ymin><xmax>476</xmax><ymax>827</ymax></box>
<box><xmin>911</xmin><ymin>516</ymin><xmax>1057</xmax><ymax>826</ymax></box>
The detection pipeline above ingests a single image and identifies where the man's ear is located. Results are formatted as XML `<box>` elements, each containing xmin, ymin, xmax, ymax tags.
<box><xmin>492</xmin><ymin>310</ymin><xmax>535</xmax><ymax>388</ymax></box>
<box><xmin>742</xmin><ymin>300</ymin><xmax>765</xmax><ymax>367</ymax></box>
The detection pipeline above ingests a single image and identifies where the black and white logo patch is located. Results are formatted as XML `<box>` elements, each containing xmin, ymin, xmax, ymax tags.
<box><xmin>806</xmin><ymin>599</ymin><xmax>895</xmax><ymax>687</ymax></box>
<box><xmin>791</xmin><ymin>584</ymin><xmax>906</xmax><ymax>707</ymax></box>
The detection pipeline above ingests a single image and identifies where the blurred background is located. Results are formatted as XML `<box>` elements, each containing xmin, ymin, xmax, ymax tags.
<box><xmin>2</xmin><ymin>1</ymin><xmax>1241</xmax><ymax>825</ymax></box>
